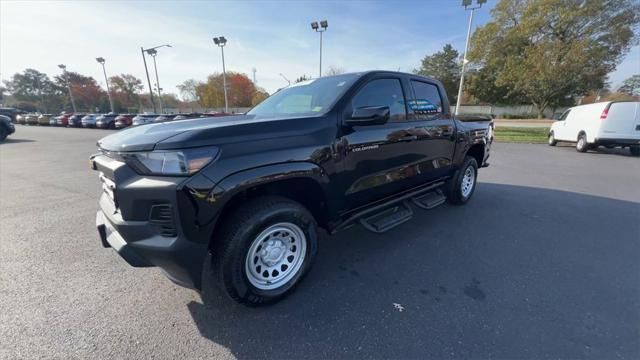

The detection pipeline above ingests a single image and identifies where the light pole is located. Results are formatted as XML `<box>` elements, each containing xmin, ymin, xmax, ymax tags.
<box><xmin>213</xmin><ymin>36</ymin><xmax>229</xmax><ymax>113</ymax></box>
<box><xmin>58</xmin><ymin>64</ymin><xmax>77</xmax><ymax>113</ymax></box>
<box><xmin>141</xmin><ymin>44</ymin><xmax>171</xmax><ymax>113</ymax></box>
<box><xmin>455</xmin><ymin>0</ymin><xmax>486</xmax><ymax>115</ymax></box>
<box><xmin>279</xmin><ymin>73</ymin><xmax>291</xmax><ymax>86</ymax></box>
<box><xmin>96</xmin><ymin>57</ymin><xmax>114</xmax><ymax>113</ymax></box>
<box><xmin>310</xmin><ymin>20</ymin><xmax>328</xmax><ymax>78</ymax></box>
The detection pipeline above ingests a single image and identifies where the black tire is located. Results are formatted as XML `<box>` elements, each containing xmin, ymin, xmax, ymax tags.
<box><xmin>576</xmin><ymin>133</ymin><xmax>589</xmax><ymax>153</ymax></box>
<box><xmin>630</xmin><ymin>146</ymin><xmax>640</xmax><ymax>156</ymax></box>
<box><xmin>212</xmin><ymin>196</ymin><xmax>318</xmax><ymax>306</ymax></box>
<box><xmin>445</xmin><ymin>156</ymin><xmax>478</xmax><ymax>205</ymax></box>
<box><xmin>548</xmin><ymin>131</ymin><xmax>557</xmax><ymax>146</ymax></box>
<box><xmin>0</xmin><ymin>127</ymin><xmax>7</xmax><ymax>142</ymax></box>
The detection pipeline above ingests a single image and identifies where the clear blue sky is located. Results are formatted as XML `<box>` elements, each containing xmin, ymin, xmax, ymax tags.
<box><xmin>1</xmin><ymin>0</ymin><xmax>638</xmax><ymax>96</ymax></box>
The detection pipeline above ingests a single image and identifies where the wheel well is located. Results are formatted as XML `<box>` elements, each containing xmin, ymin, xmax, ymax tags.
<box><xmin>466</xmin><ymin>144</ymin><xmax>485</xmax><ymax>166</ymax></box>
<box><xmin>577</xmin><ymin>130</ymin><xmax>586</xmax><ymax>140</ymax></box>
<box><xmin>209</xmin><ymin>177</ymin><xmax>329</xmax><ymax>249</ymax></box>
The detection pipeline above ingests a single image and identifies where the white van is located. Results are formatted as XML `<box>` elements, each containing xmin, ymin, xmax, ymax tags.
<box><xmin>549</xmin><ymin>101</ymin><xmax>640</xmax><ymax>155</ymax></box>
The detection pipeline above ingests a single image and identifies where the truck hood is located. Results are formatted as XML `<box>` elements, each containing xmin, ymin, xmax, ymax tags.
<box><xmin>97</xmin><ymin>114</ymin><xmax>314</xmax><ymax>152</ymax></box>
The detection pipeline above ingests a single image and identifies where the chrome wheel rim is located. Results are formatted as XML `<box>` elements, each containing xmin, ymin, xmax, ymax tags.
<box><xmin>578</xmin><ymin>137</ymin><xmax>585</xmax><ymax>148</ymax></box>
<box><xmin>548</xmin><ymin>133</ymin><xmax>554</xmax><ymax>144</ymax></box>
<box><xmin>461</xmin><ymin>166</ymin><xmax>475</xmax><ymax>198</ymax></box>
<box><xmin>245</xmin><ymin>222</ymin><xmax>307</xmax><ymax>290</ymax></box>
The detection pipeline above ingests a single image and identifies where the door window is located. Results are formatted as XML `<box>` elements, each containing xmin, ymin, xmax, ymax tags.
<box><xmin>409</xmin><ymin>81</ymin><xmax>443</xmax><ymax>119</ymax></box>
<box><xmin>351</xmin><ymin>79</ymin><xmax>407</xmax><ymax>122</ymax></box>
<box><xmin>559</xmin><ymin>109</ymin><xmax>571</xmax><ymax>121</ymax></box>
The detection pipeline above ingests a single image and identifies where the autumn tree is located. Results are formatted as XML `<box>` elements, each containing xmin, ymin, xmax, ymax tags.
<box><xmin>109</xmin><ymin>74</ymin><xmax>144</xmax><ymax>111</ymax></box>
<box><xmin>252</xmin><ymin>88</ymin><xmax>270</xmax><ymax>106</ymax></box>
<box><xmin>195</xmin><ymin>72</ymin><xmax>258</xmax><ymax>108</ymax></box>
<box><xmin>55</xmin><ymin>71</ymin><xmax>108</xmax><ymax>112</ymax></box>
<box><xmin>414</xmin><ymin>44</ymin><xmax>461</xmax><ymax>103</ymax></box>
<box><xmin>468</xmin><ymin>0</ymin><xmax>640</xmax><ymax>118</ymax></box>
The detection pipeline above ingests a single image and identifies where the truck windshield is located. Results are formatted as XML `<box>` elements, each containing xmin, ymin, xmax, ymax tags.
<box><xmin>248</xmin><ymin>74</ymin><xmax>360</xmax><ymax>117</ymax></box>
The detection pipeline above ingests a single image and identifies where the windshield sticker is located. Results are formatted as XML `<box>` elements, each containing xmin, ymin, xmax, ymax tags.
<box><xmin>337</xmin><ymin>81</ymin><xmax>346</xmax><ymax>87</ymax></box>
<box><xmin>407</xmin><ymin>99</ymin><xmax>439</xmax><ymax>114</ymax></box>
<box><xmin>312</xmin><ymin>106</ymin><xmax>323</xmax><ymax>112</ymax></box>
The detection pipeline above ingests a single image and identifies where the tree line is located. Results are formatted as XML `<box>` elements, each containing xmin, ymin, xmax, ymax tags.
<box><xmin>2</xmin><ymin>0</ymin><xmax>639</xmax><ymax>117</ymax></box>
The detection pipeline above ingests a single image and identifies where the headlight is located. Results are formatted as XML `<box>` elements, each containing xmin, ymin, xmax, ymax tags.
<box><xmin>123</xmin><ymin>147</ymin><xmax>219</xmax><ymax>176</ymax></box>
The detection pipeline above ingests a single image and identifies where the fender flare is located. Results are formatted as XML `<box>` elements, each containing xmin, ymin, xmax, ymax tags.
<box><xmin>214</xmin><ymin>161</ymin><xmax>331</xmax><ymax>203</ymax></box>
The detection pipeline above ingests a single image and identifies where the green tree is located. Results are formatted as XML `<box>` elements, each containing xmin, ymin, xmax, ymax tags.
<box><xmin>177</xmin><ymin>79</ymin><xmax>198</xmax><ymax>102</ymax></box>
<box><xmin>414</xmin><ymin>44</ymin><xmax>461</xmax><ymax>103</ymax></box>
<box><xmin>468</xmin><ymin>0</ymin><xmax>640</xmax><ymax>118</ymax></box>
<box><xmin>109</xmin><ymin>74</ymin><xmax>143</xmax><ymax>111</ymax></box>
<box><xmin>618</xmin><ymin>74</ymin><xmax>640</xmax><ymax>96</ymax></box>
<box><xmin>295</xmin><ymin>75</ymin><xmax>309</xmax><ymax>83</ymax></box>
<box><xmin>3</xmin><ymin>69</ymin><xmax>64</xmax><ymax>112</ymax></box>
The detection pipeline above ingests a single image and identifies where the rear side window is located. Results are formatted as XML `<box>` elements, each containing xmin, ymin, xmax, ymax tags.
<box><xmin>559</xmin><ymin>110</ymin><xmax>571</xmax><ymax>120</ymax></box>
<box><xmin>352</xmin><ymin>78</ymin><xmax>407</xmax><ymax>122</ymax></box>
<box><xmin>410</xmin><ymin>81</ymin><xmax>443</xmax><ymax>118</ymax></box>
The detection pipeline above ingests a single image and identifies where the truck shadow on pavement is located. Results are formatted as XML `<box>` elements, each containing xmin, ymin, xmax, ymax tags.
<box><xmin>187</xmin><ymin>183</ymin><xmax>639</xmax><ymax>359</ymax></box>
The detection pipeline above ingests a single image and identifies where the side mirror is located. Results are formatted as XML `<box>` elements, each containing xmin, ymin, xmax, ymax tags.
<box><xmin>346</xmin><ymin>106</ymin><xmax>390</xmax><ymax>126</ymax></box>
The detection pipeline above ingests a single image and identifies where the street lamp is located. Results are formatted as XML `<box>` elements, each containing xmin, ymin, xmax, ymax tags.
<box><xmin>141</xmin><ymin>44</ymin><xmax>171</xmax><ymax>113</ymax></box>
<box><xmin>58</xmin><ymin>64</ymin><xmax>77</xmax><ymax>113</ymax></box>
<box><xmin>279</xmin><ymin>73</ymin><xmax>291</xmax><ymax>86</ymax></box>
<box><xmin>455</xmin><ymin>0</ymin><xmax>486</xmax><ymax>115</ymax></box>
<box><xmin>213</xmin><ymin>36</ymin><xmax>229</xmax><ymax>113</ymax></box>
<box><xmin>310</xmin><ymin>20</ymin><xmax>328</xmax><ymax>78</ymax></box>
<box><xmin>96</xmin><ymin>57</ymin><xmax>114</xmax><ymax>113</ymax></box>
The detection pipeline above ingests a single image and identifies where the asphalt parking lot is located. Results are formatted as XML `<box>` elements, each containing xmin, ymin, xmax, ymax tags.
<box><xmin>1</xmin><ymin>126</ymin><xmax>639</xmax><ymax>359</ymax></box>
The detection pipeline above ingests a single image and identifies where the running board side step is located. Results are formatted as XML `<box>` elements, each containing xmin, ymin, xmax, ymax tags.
<box><xmin>359</xmin><ymin>201</ymin><xmax>413</xmax><ymax>233</ymax></box>
<box><xmin>412</xmin><ymin>190</ymin><xmax>446</xmax><ymax>210</ymax></box>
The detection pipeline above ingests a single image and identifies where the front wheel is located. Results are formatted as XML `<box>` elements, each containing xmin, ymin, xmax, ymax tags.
<box><xmin>212</xmin><ymin>196</ymin><xmax>318</xmax><ymax>306</ymax></box>
<box><xmin>548</xmin><ymin>131</ymin><xmax>557</xmax><ymax>146</ymax></box>
<box><xmin>446</xmin><ymin>156</ymin><xmax>478</xmax><ymax>205</ymax></box>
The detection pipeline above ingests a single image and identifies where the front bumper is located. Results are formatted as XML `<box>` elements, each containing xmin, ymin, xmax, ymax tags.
<box><xmin>92</xmin><ymin>154</ymin><xmax>220</xmax><ymax>289</ymax></box>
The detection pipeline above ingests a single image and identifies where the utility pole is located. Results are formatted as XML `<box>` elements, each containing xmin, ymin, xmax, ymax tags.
<box><xmin>213</xmin><ymin>36</ymin><xmax>229</xmax><ymax>113</ymax></box>
<box><xmin>455</xmin><ymin>0</ymin><xmax>486</xmax><ymax>116</ymax></box>
<box><xmin>311</xmin><ymin>20</ymin><xmax>328</xmax><ymax>78</ymax></box>
<box><xmin>58</xmin><ymin>64</ymin><xmax>77</xmax><ymax>113</ymax></box>
<box><xmin>140</xmin><ymin>47</ymin><xmax>156</xmax><ymax>113</ymax></box>
<box><xmin>96</xmin><ymin>57</ymin><xmax>114</xmax><ymax>113</ymax></box>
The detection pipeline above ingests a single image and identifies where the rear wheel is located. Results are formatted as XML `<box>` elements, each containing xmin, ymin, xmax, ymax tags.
<box><xmin>548</xmin><ymin>131</ymin><xmax>557</xmax><ymax>146</ymax></box>
<box><xmin>576</xmin><ymin>133</ymin><xmax>589</xmax><ymax>153</ymax></box>
<box><xmin>212</xmin><ymin>196</ymin><xmax>318</xmax><ymax>306</ymax></box>
<box><xmin>630</xmin><ymin>146</ymin><xmax>640</xmax><ymax>156</ymax></box>
<box><xmin>445</xmin><ymin>156</ymin><xmax>478</xmax><ymax>205</ymax></box>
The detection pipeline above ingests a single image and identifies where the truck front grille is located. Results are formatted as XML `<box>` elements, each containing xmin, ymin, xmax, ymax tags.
<box><xmin>149</xmin><ymin>204</ymin><xmax>177</xmax><ymax>237</ymax></box>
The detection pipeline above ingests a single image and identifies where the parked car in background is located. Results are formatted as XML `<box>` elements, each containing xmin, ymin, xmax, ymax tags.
<box><xmin>16</xmin><ymin>114</ymin><xmax>27</xmax><ymax>125</ymax></box>
<box><xmin>549</xmin><ymin>101</ymin><xmax>640</xmax><ymax>155</ymax></box>
<box><xmin>0</xmin><ymin>107</ymin><xmax>26</xmax><ymax>123</ymax></box>
<box><xmin>26</xmin><ymin>114</ymin><xmax>40</xmax><ymax>125</ymax></box>
<box><xmin>174</xmin><ymin>113</ymin><xmax>202</xmax><ymax>120</ymax></box>
<box><xmin>67</xmin><ymin>114</ymin><xmax>85</xmax><ymax>127</ymax></box>
<box><xmin>49</xmin><ymin>117</ymin><xmax>58</xmax><ymax>126</ymax></box>
<box><xmin>131</xmin><ymin>113</ymin><xmax>157</xmax><ymax>126</ymax></box>
<box><xmin>114</xmin><ymin>114</ymin><xmax>135</xmax><ymax>129</ymax></box>
<box><xmin>96</xmin><ymin>113</ymin><xmax>119</xmax><ymax>129</ymax></box>
<box><xmin>0</xmin><ymin>114</ymin><xmax>16</xmax><ymax>141</ymax></box>
<box><xmin>38</xmin><ymin>114</ymin><xmax>52</xmax><ymax>126</ymax></box>
<box><xmin>55</xmin><ymin>112</ymin><xmax>73</xmax><ymax>126</ymax></box>
<box><xmin>152</xmin><ymin>114</ymin><xmax>179</xmax><ymax>123</ymax></box>
<box><xmin>81</xmin><ymin>114</ymin><xmax>100</xmax><ymax>128</ymax></box>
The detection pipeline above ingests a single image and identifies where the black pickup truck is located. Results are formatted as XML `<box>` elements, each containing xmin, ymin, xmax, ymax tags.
<box><xmin>92</xmin><ymin>71</ymin><xmax>493</xmax><ymax>305</ymax></box>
